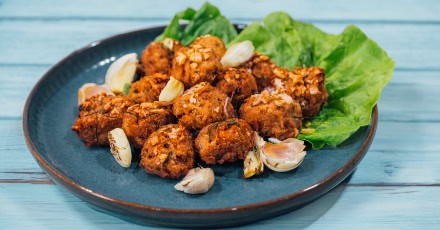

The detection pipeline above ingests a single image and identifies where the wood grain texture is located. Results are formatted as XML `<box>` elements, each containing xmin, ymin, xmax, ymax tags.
<box><xmin>0</xmin><ymin>184</ymin><xmax>439</xmax><ymax>229</ymax></box>
<box><xmin>1</xmin><ymin>21</ymin><xmax>440</xmax><ymax>68</ymax></box>
<box><xmin>2</xmin><ymin>117</ymin><xmax>439</xmax><ymax>184</ymax></box>
<box><xmin>1</xmin><ymin>0</ymin><xmax>440</xmax><ymax>22</ymax></box>
<box><xmin>2</xmin><ymin>67</ymin><xmax>439</xmax><ymax>120</ymax></box>
<box><xmin>1</xmin><ymin>0</ymin><xmax>439</xmax><ymax>228</ymax></box>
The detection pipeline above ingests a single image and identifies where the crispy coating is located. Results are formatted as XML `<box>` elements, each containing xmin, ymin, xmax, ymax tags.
<box><xmin>140</xmin><ymin>124</ymin><xmax>194</xmax><ymax>179</ymax></box>
<box><xmin>141</xmin><ymin>42</ymin><xmax>172</xmax><ymax>76</ymax></box>
<box><xmin>128</xmin><ymin>73</ymin><xmax>170</xmax><ymax>103</ymax></box>
<box><xmin>239</xmin><ymin>90</ymin><xmax>302</xmax><ymax>140</ymax></box>
<box><xmin>293</xmin><ymin>67</ymin><xmax>328</xmax><ymax>118</ymax></box>
<box><xmin>72</xmin><ymin>93</ymin><xmax>134</xmax><ymax>147</ymax></box>
<box><xmin>190</xmin><ymin>35</ymin><xmax>226</xmax><ymax>58</ymax></box>
<box><xmin>215</xmin><ymin>67</ymin><xmax>258</xmax><ymax>108</ymax></box>
<box><xmin>171</xmin><ymin>45</ymin><xmax>222</xmax><ymax>88</ymax></box>
<box><xmin>240</xmin><ymin>53</ymin><xmax>276</xmax><ymax>90</ymax></box>
<box><xmin>140</xmin><ymin>39</ymin><xmax>183</xmax><ymax>76</ymax></box>
<box><xmin>122</xmin><ymin>102</ymin><xmax>174</xmax><ymax>149</ymax></box>
<box><xmin>173</xmin><ymin>82</ymin><xmax>236</xmax><ymax>130</ymax></box>
<box><xmin>195</xmin><ymin>118</ymin><xmax>254</xmax><ymax>164</ymax></box>
<box><xmin>272</xmin><ymin>67</ymin><xmax>328</xmax><ymax>118</ymax></box>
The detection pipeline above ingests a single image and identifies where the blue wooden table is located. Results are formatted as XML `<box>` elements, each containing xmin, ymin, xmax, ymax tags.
<box><xmin>1</xmin><ymin>0</ymin><xmax>439</xmax><ymax>229</ymax></box>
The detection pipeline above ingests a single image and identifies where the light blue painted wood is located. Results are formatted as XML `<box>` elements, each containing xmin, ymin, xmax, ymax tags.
<box><xmin>0</xmin><ymin>184</ymin><xmax>439</xmax><ymax>229</ymax></box>
<box><xmin>0</xmin><ymin>66</ymin><xmax>46</xmax><ymax>119</ymax></box>
<box><xmin>1</xmin><ymin>0</ymin><xmax>439</xmax><ymax>228</ymax></box>
<box><xmin>2</xmin><ymin>66</ymin><xmax>439</xmax><ymax>120</ymax></box>
<box><xmin>1</xmin><ymin>0</ymin><xmax>440</xmax><ymax>21</ymax></box>
<box><xmin>1</xmin><ymin>21</ymin><xmax>440</xmax><ymax>68</ymax></box>
<box><xmin>2</xmin><ymin>117</ymin><xmax>440</xmax><ymax>184</ymax></box>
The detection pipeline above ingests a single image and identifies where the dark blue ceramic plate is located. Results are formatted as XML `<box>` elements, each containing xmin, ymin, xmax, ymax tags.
<box><xmin>23</xmin><ymin>26</ymin><xmax>377</xmax><ymax>228</ymax></box>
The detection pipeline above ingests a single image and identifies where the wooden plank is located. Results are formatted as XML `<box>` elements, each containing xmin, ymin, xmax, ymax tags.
<box><xmin>2</xmin><ymin>118</ymin><xmax>440</xmax><ymax>184</ymax></box>
<box><xmin>0</xmin><ymin>20</ymin><xmax>165</xmax><ymax>65</ymax></box>
<box><xmin>0</xmin><ymin>20</ymin><xmax>439</xmax><ymax>69</ymax></box>
<box><xmin>0</xmin><ymin>66</ymin><xmax>47</xmax><ymax>119</ymax></box>
<box><xmin>2</xmin><ymin>65</ymin><xmax>439</xmax><ymax>120</ymax></box>
<box><xmin>1</xmin><ymin>0</ymin><xmax>440</xmax><ymax>22</ymax></box>
<box><xmin>0</xmin><ymin>184</ymin><xmax>438</xmax><ymax>229</ymax></box>
<box><xmin>378</xmin><ymin>71</ymin><xmax>440</xmax><ymax>122</ymax></box>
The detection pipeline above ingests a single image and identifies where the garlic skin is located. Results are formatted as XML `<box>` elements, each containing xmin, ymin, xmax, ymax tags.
<box><xmin>254</xmin><ymin>133</ymin><xmax>307</xmax><ymax>173</ymax></box>
<box><xmin>105</xmin><ymin>53</ymin><xmax>138</xmax><ymax>94</ymax></box>
<box><xmin>221</xmin><ymin>40</ymin><xmax>255</xmax><ymax>68</ymax></box>
<box><xmin>261</xmin><ymin>138</ymin><xmax>306</xmax><ymax>172</ymax></box>
<box><xmin>77</xmin><ymin>83</ymin><xmax>114</xmax><ymax>106</ymax></box>
<box><xmin>267</xmin><ymin>137</ymin><xmax>282</xmax><ymax>144</ymax></box>
<box><xmin>108</xmin><ymin>128</ymin><xmax>132</xmax><ymax>168</ymax></box>
<box><xmin>243</xmin><ymin>148</ymin><xmax>264</xmax><ymax>179</ymax></box>
<box><xmin>174</xmin><ymin>167</ymin><xmax>215</xmax><ymax>194</ymax></box>
<box><xmin>158</xmin><ymin>76</ymin><xmax>184</xmax><ymax>102</ymax></box>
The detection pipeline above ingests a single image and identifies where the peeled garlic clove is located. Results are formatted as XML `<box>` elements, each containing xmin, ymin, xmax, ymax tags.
<box><xmin>105</xmin><ymin>53</ymin><xmax>138</xmax><ymax>95</ymax></box>
<box><xmin>78</xmin><ymin>83</ymin><xmax>114</xmax><ymax>106</ymax></box>
<box><xmin>221</xmin><ymin>40</ymin><xmax>255</xmax><ymax>68</ymax></box>
<box><xmin>174</xmin><ymin>167</ymin><xmax>215</xmax><ymax>194</ymax></box>
<box><xmin>159</xmin><ymin>76</ymin><xmax>184</xmax><ymax>102</ymax></box>
<box><xmin>108</xmin><ymin>128</ymin><xmax>132</xmax><ymax>168</ymax></box>
<box><xmin>243</xmin><ymin>148</ymin><xmax>264</xmax><ymax>179</ymax></box>
<box><xmin>261</xmin><ymin>138</ymin><xmax>306</xmax><ymax>172</ymax></box>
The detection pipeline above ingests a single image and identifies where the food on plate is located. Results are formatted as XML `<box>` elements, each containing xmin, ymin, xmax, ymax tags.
<box><xmin>72</xmin><ymin>93</ymin><xmax>134</xmax><ymax>147</ymax></box>
<box><xmin>227</xmin><ymin>12</ymin><xmax>394</xmax><ymax>148</ymax></box>
<box><xmin>140</xmin><ymin>39</ymin><xmax>182</xmax><ymax>76</ymax></box>
<box><xmin>195</xmin><ymin>118</ymin><xmax>254</xmax><ymax>164</ymax></box>
<box><xmin>174</xmin><ymin>167</ymin><xmax>215</xmax><ymax>194</ymax></box>
<box><xmin>240</xmin><ymin>53</ymin><xmax>276</xmax><ymax>90</ymax></box>
<box><xmin>108</xmin><ymin>128</ymin><xmax>132</xmax><ymax>168</ymax></box>
<box><xmin>220</xmin><ymin>40</ymin><xmax>255</xmax><ymax>68</ymax></box>
<box><xmin>215</xmin><ymin>67</ymin><xmax>258</xmax><ymax>108</ymax></box>
<box><xmin>243</xmin><ymin>146</ymin><xmax>264</xmax><ymax>179</ymax></box>
<box><xmin>71</xmin><ymin>2</ymin><xmax>395</xmax><ymax>195</ymax></box>
<box><xmin>140</xmin><ymin>124</ymin><xmax>195</xmax><ymax>179</ymax></box>
<box><xmin>239</xmin><ymin>90</ymin><xmax>302</xmax><ymax>140</ymax></box>
<box><xmin>128</xmin><ymin>73</ymin><xmax>170</xmax><ymax>103</ymax></box>
<box><xmin>158</xmin><ymin>77</ymin><xmax>185</xmax><ymax>102</ymax></box>
<box><xmin>190</xmin><ymin>35</ymin><xmax>226</xmax><ymax>58</ymax></box>
<box><xmin>77</xmin><ymin>83</ymin><xmax>114</xmax><ymax>106</ymax></box>
<box><xmin>122</xmin><ymin>102</ymin><xmax>174</xmax><ymax>149</ymax></box>
<box><xmin>172</xmin><ymin>82</ymin><xmax>236</xmax><ymax>130</ymax></box>
<box><xmin>272</xmin><ymin>67</ymin><xmax>328</xmax><ymax>118</ymax></box>
<box><xmin>257</xmin><ymin>136</ymin><xmax>307</xmax><ymax>172</ymax></box>
<box><xmin>171</xmin><ymin>45</ymin><xmax>222</xmax><ymax>88</ymax></box>
<box><xmin>105</xmin><ymin>53</ymin><xmax>138</xmax><ymax>95</ymax></box>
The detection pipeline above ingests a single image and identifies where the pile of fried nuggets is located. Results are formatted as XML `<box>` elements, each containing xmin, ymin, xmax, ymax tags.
<box><xmin>72</xmin><ymin>35</ymin><xmax>328</xmax><ymax>179</ymax></box>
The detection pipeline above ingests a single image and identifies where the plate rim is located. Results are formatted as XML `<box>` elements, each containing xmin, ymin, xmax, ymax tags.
<box><xmin>22</xmin><ymin>25</ymin><xmax>378</xmax><ymax>215</ymax></box>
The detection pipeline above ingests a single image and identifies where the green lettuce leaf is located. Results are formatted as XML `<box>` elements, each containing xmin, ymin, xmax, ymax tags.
<box><xmin>156</xmin><ymin>2</ymin><xmax>237</xmax><ymax>46</ymax></box>
<box><xmin>231</xmin><ymin>12</ymin><xmax>395</xmax><ymax>149</ymax></box>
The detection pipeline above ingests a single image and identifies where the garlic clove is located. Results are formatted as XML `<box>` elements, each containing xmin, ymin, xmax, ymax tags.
<box><xmin>221</xmin><ymin>40</ymin><xmax>255</xmax><ymax>68</ymax></box>
<box><xmin>261</xmin><ymin>138</ymin><xmax>306</xmax><ymax>172</ymax></box>
<box><xmin>158</xmin><ymin>76</ymin><xmax>184</xmax><ymax>102</ymax></box>
<box><xmin>254</xmin><ymin>132</ymin><xmax>307</xmax><ymax>173</ymax></box>
<box><xmin>105</xmin><ymin>53</ymin><xmax>138</xmax><ymax>95</ymax></box>
<box><xmin>243</xmin><ymin>148</ymin><xmax>264</xmax><ymax>179</ymax></box>
<box><xmin>108</xmin><ymin>128</ymin><xmax>132</xmax><ymax>168</ymax></box>
<box><xmin>267</xmin><ymin>137</ymin><xmax>282</xmax><ymax>144</ymax></box>
<box><xmin>78</xmin><ymin>83</ymin><xmax>114</xmax><ymax>106</ymax></box>
<box><xmin>174</xmin><ymin>167</ymin><xmax>215</xmax><ymax>194</ymax></box>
